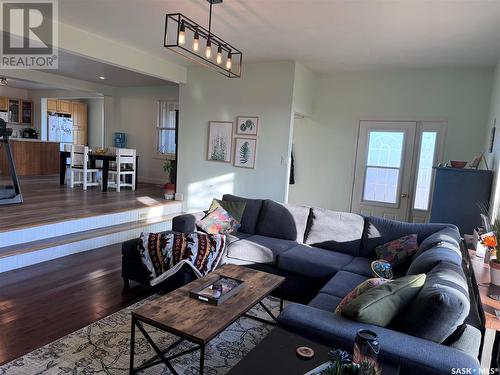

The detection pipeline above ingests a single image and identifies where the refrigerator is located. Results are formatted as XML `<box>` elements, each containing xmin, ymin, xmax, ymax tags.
<box><xmin>48</xmin><ymin>114</ymin><xmax>73</xmax><ymax>143</ymax></box>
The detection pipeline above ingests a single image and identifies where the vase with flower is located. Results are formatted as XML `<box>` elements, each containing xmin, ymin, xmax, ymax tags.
<box><xmin>481</xmin><ymin>232</ymin><xmax>500</xmax><ymax>286</ymax></box>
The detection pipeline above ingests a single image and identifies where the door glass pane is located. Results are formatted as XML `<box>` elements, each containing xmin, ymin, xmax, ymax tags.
<box><xmin>367</xmin><ymin>131</ymin><xmax>404</xmax><ymax>167</ymax></box>
<box><xmin>414</xmin><ymin>132</ymin><xmax>437</xmax><ymax>210</ymax></box>
<box><xmin>363</xmin><ymin>167</ymin><xmax>399</xmax><ymax>203</ymax></box>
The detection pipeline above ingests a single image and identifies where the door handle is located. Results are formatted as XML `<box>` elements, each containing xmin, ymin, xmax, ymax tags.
<box><xmin>401</xmin><ymin>193</ymin><xmax>409</xmax><ymax>198</ymax></box>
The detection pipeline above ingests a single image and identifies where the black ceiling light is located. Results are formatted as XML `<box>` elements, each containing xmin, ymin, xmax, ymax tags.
<box><xmin>164</xmin><ymin>0</ymin><xmax>242</xmax><ymax>78</ymax></box>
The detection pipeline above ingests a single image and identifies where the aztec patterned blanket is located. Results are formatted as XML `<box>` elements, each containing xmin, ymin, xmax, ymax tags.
<box><xmin>138</xmin><ymin>232</ymin><xmax>227</xmax><ymax>286</ymax></box>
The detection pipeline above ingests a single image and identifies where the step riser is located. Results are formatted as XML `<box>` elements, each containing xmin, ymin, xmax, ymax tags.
<box><xmin>0</xmin><ymin>202</ymin><xmax>181</xmax><ymax>248</ymax></box>
<box><xmin>0</xmin><ymin>221</ymin><xmax>171</xmax><ymax>273</ymax></box>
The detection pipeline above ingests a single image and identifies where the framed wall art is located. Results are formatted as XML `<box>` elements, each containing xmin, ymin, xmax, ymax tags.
<box><xmin>236</xmin><ymin>116</ymin><xmax>259</xmax><ymax>136</ymax></box>
<box><xmin>234</xmin><ymin>137</ymin><xmax>257</xmax><ymax>169</ymax></box>
<box><xmin>207</xmin><ymin>121</ymin><xmax>233</xmax><ymax>163</ymax></box>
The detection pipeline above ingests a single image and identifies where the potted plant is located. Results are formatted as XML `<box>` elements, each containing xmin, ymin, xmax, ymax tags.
<box><xmin>163</xmin><ymin>159</ymin><xmax>176</xmax><ymax>199</ymax></box>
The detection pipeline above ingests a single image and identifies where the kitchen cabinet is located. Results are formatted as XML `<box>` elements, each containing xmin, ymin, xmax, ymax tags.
<box><xmin>47</xmin><ymin>99</ymin><xmax>58</xmax><ymax>112</ymax></box>
<box><xmin>0</xmin><ymin>96</ymin><xmax>8</xmax><ymax>111</ymax></box>
<box><xmin>71</xmin><ymin>101</ymin><xmax>87</xmax><ymax>145</ymax></box>
<box><xmin>0</xmin><ymin>140</ymin><xmax>60</xmax><ymax>176</ymax></box>
<box><xmin>8</xmin><ymin>99</ymin><xmax>20</xmax><ymax>123</ymax></box>
<box><xmin>21</xmin><ymin>100</ymin><xmax>33</xmax><ymax>125</ymax></box>
<box><xmin>58</xmin><ymin>100</ymin><xmax>71</xmax><ymax>114</ymax></box>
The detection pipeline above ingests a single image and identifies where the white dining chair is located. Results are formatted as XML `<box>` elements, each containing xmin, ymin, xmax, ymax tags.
<box><xmin>107</xmin><ymin>148</ymin><xmax>136</xmax><ymax>192</ymax></box>
<box><xmin>69</xmin><ymin>144</ymin><xmax>100</xmax><ymax>190</ymax></box>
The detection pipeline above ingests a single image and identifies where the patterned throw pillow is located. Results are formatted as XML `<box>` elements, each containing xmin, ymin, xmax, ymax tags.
<box><xmin>138</xmin><ymin>232</ymin><xmax>226</xmax><ymax>285</ymax></box>
<box><xmin>374</xmin><ymin>234</ymin><xmax>418</xmax><ymax>266</ymax></box>
<box><xmin>196</xmin><ymin>206</ymin><xmax>240</xmax><ymax>234</ymax></box>
<box><xmin>208</xmin><ymin>198</ymin><xmax>246</xmax><ymax>222</ymax></box>
<box><xmin>335</xmin><ymin>278</ymin><xmax>389</xmax><ymax>314</ymax></box>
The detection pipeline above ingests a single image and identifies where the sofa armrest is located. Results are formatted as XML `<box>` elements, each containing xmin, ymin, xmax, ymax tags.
<box><xmin>172</xmin><ymin>212</ymin><xmax>205</xmax><ymax>233</ymax></box>
<box><xmin>278</xmin><ymin>303</ymin><xmax>480</xmax><ymax>375</ymax></box>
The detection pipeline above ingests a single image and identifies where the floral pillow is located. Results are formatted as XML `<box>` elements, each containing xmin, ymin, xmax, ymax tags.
<box><xmin>196</xmin><ymin>206</ymin><xmax>240</xmax><ymax>235</ymax></box>
<box><xmin>374</xmin><ymin>234</ymin><xmax>418</xmax><ymax>267</ymax></box>
<box><xmin>335</xmin><ymin>278</ymin><xmax>389</xmax><ymax>314</ymax></box>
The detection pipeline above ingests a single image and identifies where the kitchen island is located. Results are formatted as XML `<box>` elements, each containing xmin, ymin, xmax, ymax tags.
<box><xmin>0</xmin><ymin>139</ymin><xmax>61</xmax><ymax>176</ymax></box>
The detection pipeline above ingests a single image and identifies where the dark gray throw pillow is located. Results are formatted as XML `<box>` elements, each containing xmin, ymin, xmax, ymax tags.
<box><xmin>222</xmin><ymin>195</ymin><xmax>263</xmax><ymax>234</ymax></box>
<box><xmin>395</xmin><ymin>261</ymin><xmax>470</xmax><ymax>343</ymax></box>
<box><xmin>256</xmin><ymin>200</ymin><xmax>310</xmax><ymax>242</ymax></box>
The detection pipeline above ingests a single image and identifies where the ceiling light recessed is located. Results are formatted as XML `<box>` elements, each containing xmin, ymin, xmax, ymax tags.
<box><xmin>98</xmin><ymin>76</ymin><xmax>106</xmax><ymax>80</ymax></box>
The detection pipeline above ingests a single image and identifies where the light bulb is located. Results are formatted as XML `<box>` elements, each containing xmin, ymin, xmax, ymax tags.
<box><xmin>178</xmin><ymin>22</ymin><xmax>185</xmax><ymax>45</ymax></box>
<box><xmin>193</xmin><ymin>30</ymin><xmax>199</xmax><ymax>51</ymax></box>
<box><xmin>205</xmin><ymin>39</ymin><xmax>212</xmax><ymax>59</ymax></box>
<box><xmin>226</xmin><ymin>51</ymin><xmax>232</xmax><ymax>70</ymax></box>
<box><xmin>216</xmin><ymin>45</ymin><xmax>222</xmax><ymax>64</ymax></box>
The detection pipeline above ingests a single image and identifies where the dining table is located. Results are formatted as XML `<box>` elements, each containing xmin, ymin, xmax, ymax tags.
<box><xmin>59</xmin><ymin>150</ymin><xmax>139</xmax><ymax>192</ymax></box>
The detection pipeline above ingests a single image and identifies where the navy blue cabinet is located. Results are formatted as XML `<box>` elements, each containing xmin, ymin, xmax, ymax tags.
<box><xmin>430</xmin><ymin>167</ymin><xmax>493</xmax><ymax>235</ymax></box>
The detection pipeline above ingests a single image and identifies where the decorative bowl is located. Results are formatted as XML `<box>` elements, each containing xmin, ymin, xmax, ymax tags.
<box><xmin>450</xmin><ymin>160</ymin><xmax>467</xmax><ymax>168</ymax></box>
<box><xmin>94</xmin><ymin>147</ymin><xmax>108</xmax><ymax>155</ymax></box>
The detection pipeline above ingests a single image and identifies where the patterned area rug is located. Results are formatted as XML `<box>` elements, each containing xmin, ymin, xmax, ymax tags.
<box><xmin>0</xmin><ymin>294</ymin><xmax>281</xmax><ymax>375</ymax></box>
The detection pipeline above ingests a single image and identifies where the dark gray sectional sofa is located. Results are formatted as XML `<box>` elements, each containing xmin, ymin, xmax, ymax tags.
<box><xmin>122</xmin><ymin>194</ymin><xmax>483</xmax><ymax>374</ymax></box>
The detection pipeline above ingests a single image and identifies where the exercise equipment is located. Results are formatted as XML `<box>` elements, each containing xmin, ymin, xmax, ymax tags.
<box><xmin>0</xmin><ymin>118</ymin><xmax>23</xmax><ymax>205</ymax></box>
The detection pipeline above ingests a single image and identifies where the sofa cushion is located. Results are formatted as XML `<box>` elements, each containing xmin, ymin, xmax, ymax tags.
<box><xmin>341</xmin><ymin>273</ymin><xmax>426</xmax><ymax>327</ymax></box>
<box><xmin>196</xmin><ymin>206</ymin><xmax>240</xmax><ymax>235</ymax></box>
<box><xmin>226</xmin><ymin>232</ymin><xmax>251</xmax><ymax>246</ymax></box>
<box><xmin>304</xmin><ymin>208</ymin><xmax>364</xmax><ymax>256</ymax></box>
<box><xmin>225</xmin><ymin>235</ymin><xmax>297</xmax><ymax>264</ymax></box>
<box><xmin>413</xmin><ymin>226</ymin><xmax>461</xmax><ymax>261</ymax></box>
<box><xmin>361</xmin><ymin>216</ymin><xmax>452</xmax><ymax>258</ymax></box>
<box><xmin>209</xmin><ymin>198</ymin><xmax>246</xmax><ymax>222</ymax></box>
<box><xmin>256</xmin><ymin>200</ymin><xmax>310</xmax><ymax>242</ymax></box>
<box><xmin>222</xmin><ymin>194</ymin><xmax>263</xmax><ymax>234</ymax></box>
<box><xmin>335</xmin><ymin>277</ymin><xmax>390</xmax><ymax>314</ymax></box>
<box><xmin>308</xmin><ymin>293</ymin><xmax>343</xmax><ymax>312</ymax></box>
<box><xmin>396</xmin><ymin>262</ymin><xmax>470</xmax><ymax>343</ymax></box>
<box><xmin>375</xmin><ymin>234</ymin><xmax>418</xmax><ymax>266</ymax></box>
<box><xmin>320</xmin><ymin>270</ymin><xmax>368</xmax><ymax>298</ymax></box>
<box><xmin>407</xmin><ymin>245</ymin><xmax>462</xmax><ymax>275</ymax></box>
<box><xmin>277</xmin><ymin>244</ymin><xmax>353</xmax><ymax>279</ymax></box>
<box><xmin>342</xmin><ymin>257</ymin><xmax>373</xmax><ymax>277</ymax></box>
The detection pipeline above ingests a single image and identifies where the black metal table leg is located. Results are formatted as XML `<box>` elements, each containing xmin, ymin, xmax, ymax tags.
<box><xmin>200</xmin><ymin>345</ymin><xmax>205</xmax><ymax>375</ymax></box>
<box><xmin>102</xmin><ymin>159</ymin><xmax>109</xmax><ymax>191</ymax></box>
<box><xmin>59</xmin><ymin>151</ymin><xmax>67</xmax><ymax>185</ymax></box>
<box><xmin>129</xmin><ymin>317</ymin><xmax>136</xmax><ymax>375</ymax></box>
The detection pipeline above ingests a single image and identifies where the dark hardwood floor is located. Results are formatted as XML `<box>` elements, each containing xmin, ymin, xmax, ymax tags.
<box><xmin>0</xmin><ymin>175</ymin><xmax>171</xmax><ymax>232</ymax></box>
<box><xmin>0</xmin><ymin>244</ymin><xmax>152</xmax><ymax>365</ymax></box>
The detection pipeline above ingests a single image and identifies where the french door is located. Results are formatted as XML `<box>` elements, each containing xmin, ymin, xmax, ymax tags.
<box><xmin>351</xmin><ymin>120</ymin><xmax>444</xmax><ymax>222</ymax></box>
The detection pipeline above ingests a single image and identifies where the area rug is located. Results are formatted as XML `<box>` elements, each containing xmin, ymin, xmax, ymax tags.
<box><xmin>0</xmin><ymin>294</ymin><xmax>282</xmax><ymax>375</ymax></box>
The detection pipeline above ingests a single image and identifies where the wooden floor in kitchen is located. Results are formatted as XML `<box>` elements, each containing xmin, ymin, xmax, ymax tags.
<box><xmin>0</xmin><ymin>175</ymin><xmax>168</xmax><ymax>232</ymax></box>
<box><xmin>0</xmin><ymin>243</ymin><xmax>153</xmax><ymax>365</ymax></box>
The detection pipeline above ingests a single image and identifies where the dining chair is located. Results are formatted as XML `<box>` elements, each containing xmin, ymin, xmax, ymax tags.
<box><xmin>69</xmin><ymin>144</ymin><xmax>100</xmax><ymax>190</ymax></box>
<box><xmin>107</xmin><ymin>148</ymin><xmax>136</xmax><ymax>192</ymax></box>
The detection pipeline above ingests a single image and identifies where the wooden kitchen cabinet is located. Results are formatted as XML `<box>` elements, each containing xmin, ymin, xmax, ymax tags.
<box><xmin>71</xmin><ymin>101</ymin><xmax>88</xmax><ymax>145</ymax></box>
<box><xmin>0</xmin><ymin>140</ymin><xmax>60</xmax><ymax>176</ymax></box>
<box><xmin>58</xmin><ymin>100</ymin><xmax>72</xmax><ymax>114</ymax></box>
<box><xmin>47</xmin><ymin>99</ymin><xmax>58</xmax><ymax>112</ymax></box>
<box><xmin>0</xmin><ymin>96</ymin><xmax>8</xmax><ymax>111</ymax></box>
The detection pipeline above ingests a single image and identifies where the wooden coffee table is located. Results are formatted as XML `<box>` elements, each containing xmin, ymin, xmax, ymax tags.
<box><xmin>129</xmin><ymin>264</ymin><xmax>285</xmax><ymax>375</ymax></box>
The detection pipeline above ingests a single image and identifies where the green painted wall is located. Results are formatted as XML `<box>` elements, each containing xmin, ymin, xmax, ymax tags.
<box><xmin>289</xmin><ymin>67</ymin><xmax>494</xmax><ymax>211</ymax></box>
<box><xmin>177</xmin><ymin>62</ymin><xmax>296</xmax><ymax>212</ymax></box>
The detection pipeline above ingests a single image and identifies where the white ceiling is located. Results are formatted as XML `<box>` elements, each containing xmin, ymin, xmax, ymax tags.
<box><xmin>0</xmin><ymin>78</ymin><xmax>57</xmax><ymax>90</ymax></box>
<box><xmin>53</xmin><ymin>50</ymin><xmax>176</xmax><ymax>86</ymax></box>
<box><xmin>59</xmin><ymin>0</ymin><xmax>500</xmax><ymax>72</ymax></box>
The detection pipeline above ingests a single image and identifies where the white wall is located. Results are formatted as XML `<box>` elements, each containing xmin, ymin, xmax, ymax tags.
<box><xmin>288</xmin><ymin>67</ymin><xmax>494</xmax><ymax>211</ymax></box>
<box><xmin>485</xmin><ymin>61</ymin><xmax>500</xmax><ymax>217</ymax></box>
<box><xmin>0</xmin><ymin>86</ymin><xmax>28</xmax><ymax>99</ymax></box>
<box><xmin>177</xmin><ymin>62</ymin><xmax>296</xmax><ymax>212</ymax></box>
<box><xmin>105</xmin><ymin>85</ymin><xmax>179</xmax><ymax>184</ymax></box>
<box><xmin>83</xmin><ymin>98</ymin><xmax>104</xmax><ymax>148</ymax></box>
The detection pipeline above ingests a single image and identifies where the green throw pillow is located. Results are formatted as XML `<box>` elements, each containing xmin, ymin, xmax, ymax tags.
<box><xmin>341</xmin><ymin>273</ymin><xmax>426</xmax><ymax>327</ymax></box>
<box><xmin>208</xmin><ymin>198</ymin><xmax>246</xmax><ymax>223</ymax></box>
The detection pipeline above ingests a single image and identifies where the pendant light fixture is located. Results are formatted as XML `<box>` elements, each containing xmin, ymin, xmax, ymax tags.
<box><xmin>164</xmin><ymin>0</ymin><xmax>242</xmax><ymax>78</ymax></box>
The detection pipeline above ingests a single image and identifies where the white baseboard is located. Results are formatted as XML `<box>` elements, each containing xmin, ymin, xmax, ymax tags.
<box><xmin>138</xmin><ymin>176</ymin><xmax>165</xmax><ymax>185</ymax></box>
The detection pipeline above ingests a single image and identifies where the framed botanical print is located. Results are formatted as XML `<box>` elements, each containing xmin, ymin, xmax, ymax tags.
<box><xmin>207</xmin><ymin>121</ymin><xmax>233</xmax><ymax>163</ymax></box>
<box><xmin>234</xmin><ymin>137</ymin><xmax>257</xmax><ymax>169</ymax></box>
<box><xmin>236</xmin><ymin>116</ymin><xmax>259</xmax><ymax>136</ymax></box>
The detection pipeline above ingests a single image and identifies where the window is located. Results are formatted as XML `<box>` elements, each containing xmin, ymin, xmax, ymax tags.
<box><xmin>157</xmin><ymin>101</ymin><xmax>178</xmax><ymax>155</ymax></box>
<box><xmin>363</xmin><ymin>131</ymin><xmax>404</xmax><ymax>204</ymax></box>
<box><xmin>413</xmin><ymin>131</ymin><xmax>437</xmax><ymax>210</ymax></box>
